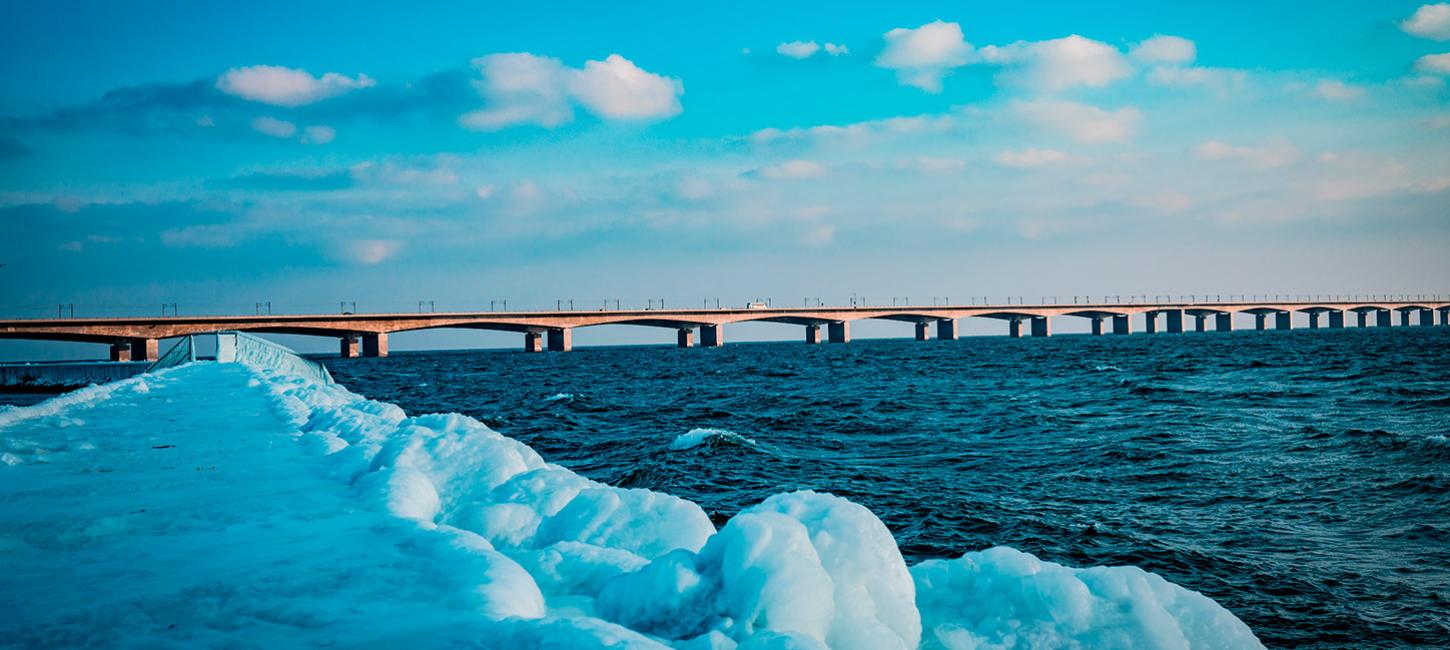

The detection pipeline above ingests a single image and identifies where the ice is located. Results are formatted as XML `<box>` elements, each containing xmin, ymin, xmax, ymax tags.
<box><xmin>911</xmin><ymin>546</ymin><xmax>1262</xmax><ymax>649</ymax></box>
<box><xmin>0</xmin><ymin>360</ymin><xmax>1265</xmax><ymax>648</ymax></box>
<box><xmin>670</xmin><ymin>427</ymin><xmax>756</xmax><ymax>450</ymax></box>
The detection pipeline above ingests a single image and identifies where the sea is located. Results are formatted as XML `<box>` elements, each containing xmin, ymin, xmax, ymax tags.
<box><xmin>318</xmin><ymin>327</ymin><xmax>1450</xmax><ymax>649</ymax></box>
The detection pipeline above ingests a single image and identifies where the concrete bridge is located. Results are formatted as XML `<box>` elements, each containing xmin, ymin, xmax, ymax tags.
<box><xmin>1</xmin><ymin>298</ymin><xmax>1446</xmax><ymax>360</ymax></box>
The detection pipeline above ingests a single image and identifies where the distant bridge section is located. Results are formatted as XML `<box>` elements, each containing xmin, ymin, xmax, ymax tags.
<box><xmin>1</xmin><ymin>298</ymin><xmax>1446</xmax><ymax>360</ymax></box>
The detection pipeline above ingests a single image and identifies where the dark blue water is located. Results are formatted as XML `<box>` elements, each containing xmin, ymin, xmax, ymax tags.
<box><xmin>322</xmin><ymin>328</ymin><xmax>1449</xmax><ymax>648</ymax></box>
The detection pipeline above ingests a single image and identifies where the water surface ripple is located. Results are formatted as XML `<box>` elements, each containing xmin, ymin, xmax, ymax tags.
<box><xmin>324</xmin><ymin>327</ymin><xmax>1450</xmax><ymax>648</ymax></box>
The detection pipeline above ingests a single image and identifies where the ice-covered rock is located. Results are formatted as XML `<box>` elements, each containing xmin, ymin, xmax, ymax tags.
<box><xmin>911</xmin><ymin>546</ymin><xmax>1262</xmax><ymax>649</ymax></box>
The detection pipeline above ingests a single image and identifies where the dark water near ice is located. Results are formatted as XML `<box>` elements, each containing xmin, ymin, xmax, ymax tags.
<box><xmin>322</xmin><ymin>328</ymin><xmax>1450</xmax><ymax>649</ymax></box>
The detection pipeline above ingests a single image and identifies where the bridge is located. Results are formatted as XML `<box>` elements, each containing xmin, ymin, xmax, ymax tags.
<box><xmin>2</xmin><ymin>297</ymin><xmax>1446</xmax><ymax>360</ymax></box>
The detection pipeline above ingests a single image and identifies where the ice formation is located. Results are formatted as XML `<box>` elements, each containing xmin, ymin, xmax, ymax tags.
<box><xmin>0</xmin><ymin>361</ymin><xmax>1265</xmax><ymax>648</ymax></box>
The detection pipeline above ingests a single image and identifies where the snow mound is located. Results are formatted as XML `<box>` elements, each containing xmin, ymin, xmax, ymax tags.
<box><xmin>670</xmin><ymin>427</ymin><xmax>756</xmax><ymax>451</ymax></box>
<box><xmin>911</xmin><ymin>546</ymin><xmax>1261</xmax><ymax>649</ymax></box>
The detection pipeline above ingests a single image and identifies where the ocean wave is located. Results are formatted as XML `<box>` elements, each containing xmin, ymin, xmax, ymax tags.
<box><xmin>669</xmin><ymin>427</ymin><xmax>756</xmax><ymax>451</ymax></box>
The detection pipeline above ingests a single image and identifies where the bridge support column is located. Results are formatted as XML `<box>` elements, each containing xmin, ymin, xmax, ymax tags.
<box><xmin>1193</xmin><ymin>314</ymin><xmax>1207</xmax><ymax>332</ymax></box>
<box><xmin>1275</xmin><ymin>311</ymin><xmax>1292</xmax><ymax>330</ymax></box>
<box><xmin>914</xmin><ymin>322</ymin><xmax>931</xmax><ymax>341</ymax></box>
<box><xmin>1441</xmin><ymin>308</ymin><xmax>1449</xmax><ymax>326</ymax></box>
<box><xmin>1357</xmin><ymin>311</ymin><xmax>1368</xmax><ymax>328</ymax></box>
<box><xmin>1165</xmin><ymin>309</ymin><xmax>1184</xmax><ymax>333</ymax></box>
<box><xmin>1308</xmin><ymin>312</ymin><xmax>1321</xmax><ymax>329</ymax></box>
<box><xmin>1091</xmin><ymin>317</ymin><xmax>1104</xmax><ymax>336</ymax></box>
<box><xmin>362</xmin><ymin>333</ymin><xmax>388</xmax><ymax>357</ymax></box>
<box><xmin>1377</xmin><ymin>309</ymin><xmax>1392</xmax><ymax>327</ymax></box>
<box><xmin>828</xmin><ymin>321</ymin><xmax>850</xmax><ymax>344</ymax></box>
<box><xmin>128</xmin><ymin>337</ymin><xmax>159</xmax><ymax>362</ymax></box>
<box><xmin>701</xmin><ymin>324</ymin><xmax>723</xmax><ymax>347</ymax></box>
<box><xmin>1421</xmin><ymin>308</ymin><xmax>1436</xmax><ymax>327</ymax></box>
<box><xmin>547</xmin><ymin>328</ymin><xmax>572</xmax><ymax>352</ymax></box>
<box><xmin>1329</xmin><ymin>311</ymin><xmax>1344</xmax><ymax>329</ymax></box>
<box><xmin>1254</xmin><ymin>313</ymin><xmax>1267</xmax><ymax>330</ymax></box>
<box><xmin>1400</xmin><ymin>310</ymin><xmax>1411</xmax><ymax>327</ymax></box>
<box><xmin>1145</xmin><ymin>312</ymin><xmax>1158</xmax><ymax>334</ymax></box>
<box><xmin>805</xmin><ymin>324</ymin><xmax>822</xmax><ymax>344</ymax></box>
<box><xmin>1008</xmin><ymin>318</ymin><xmax>1023</xmax><ymax>338</ymax></box>
<box><xmin>340</xmin><ymin>335</ymin><xmax>360</xmax><ymax>358</ymax></box>
<box><xmin>109</xmin><ymin>342</ymin><xmax>132</xmax><ymax>362</ymax></box>
<box><xmin>937</xmin><ymin>319</ymin><xmax>958</xmax><ymax>341</ymax></box>
<box><xmin>1030</xmin><ymin>316</ymin><xmax>1050</xmax><ymax>337</ymax></box>
<box><xmin>677</xmin><ymin>328</ymin><xmax>694</xmax><ymax>348</ymax></box>
<box><xmin>524</xmin><ymin>332</ymin><xmax>543</xmax><ymax>353</ymax></box>
<box><xmin>1112</xmin><ymin>314</ymin><xmax>1131</xmax><ymax>335</ymax></box>
<box><xmin>1216</xmin><ymin>313</ymin><xmax>1233</xmax><ymax>332</ymax></box>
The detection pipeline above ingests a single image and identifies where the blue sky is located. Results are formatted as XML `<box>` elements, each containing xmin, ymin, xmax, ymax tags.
<box><xmin>3</xmin><ymin>1</ymin><xmax>1449</xmax><ymax>355</ymax></box>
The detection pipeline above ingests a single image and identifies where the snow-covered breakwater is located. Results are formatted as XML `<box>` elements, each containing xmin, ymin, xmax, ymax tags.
<box><xmin>0</xmin><ymin>361</ymin><xmax>1263</xmax><ymax>648</ymax></box>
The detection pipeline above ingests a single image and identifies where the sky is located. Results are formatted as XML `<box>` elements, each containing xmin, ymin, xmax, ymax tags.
<box><xmin>2</xmin><ymin>1</ymin><xmax>1449</xmax><ymax>356</ymax></box>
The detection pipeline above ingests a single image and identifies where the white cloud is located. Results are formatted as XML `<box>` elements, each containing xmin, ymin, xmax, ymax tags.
<box><xmin>875</xmin><ymin>20</ymin><xmax>973</xmax><ymax>92</ymax></box>
<box><xmin>777</xmin><ymin>41</ymin><xmax>820</xmax><ymax>59</ymax></box>
<box><xmin>823</xmin><ymin>43</ymin><xmax>849</xmax><ymax>56</ymax></box>
<box><xmin>301</xmin><ymin>125</ymin><xmax>335</xmax><ymax>144</ymax></box>
<box><xmin>251</xmin><ymin>116</ymin><xmax>297</xmax><ymax>138</ymax></box>
<box><xmin>751</xmin><ymin>159</ymin><xmax>827</xmax><ymax>180</ymax></box>
<box><xmin>910</xmin><ymin>156</ymin><xmax>967</xmax><ymax>174</ymax></box>
<box><xmin>567</xmin><ymin>54</ymin><xmax>683</xmax><ymax>120</ymax></box>
<box><xmin>1315</xmin><ymin>79</ymin><xmax>1366</xmax><ymax>101</ymax></box>
<box><xmin>751</xmin><ymin>114</ymin><xmax>956</xmax><ymax>144</ymax></box>
<box><xmin>802</xmin><ymin>224</ymin><xmax>835</xmax><ymax>246</ymax></box>
<box><xmin>1402</xmin><ymin>3</ymin><xmax>1450</xmax><ymax>40</ymax></box>
<box><xmin>1414</xmin><ymin>52</ymin><xmax>1450</xmax><ymax>74</ymax></box>
<box><xmin>1194</xmin><ymin>140</ymin><xmax>1299</xmax><ymax>168</ymax></box>
<box><xmin>979</xmin><ymin>35</ymin><xmax>1131</xmax><ymax>91</ymax></box>
<box><xmin>216</xmin><ymin>65</ymin><xmax>374</xmax><ymax>106</ymax></box>
<box><xmin>1147</xmin><ymin>66</ymin><xmax>1247</xmax><ymax>95</ymax></box>
<box><xmin>460</xmin><ymin>52</ymin><xmax>681</xmax><ymax>130</ymax></box>
<box><xmin>1131</xmin><ymin>192</ymin><xmax>1193</xmax><ymax>214</ymax></box>
<box><xmin>1012</xmin><ymin>100</ymin><xmax>1140</xmax><ymax>144</ymax></box>
<box><xmin>1130</xmin><ymin>35</ymin><xmax>1196</xmax><ymax>64</ymax></box>
<box><xmin>994</xmin><ymin>148</ymin><xmax>1069</xmax><ymax>167</ymax></box>
<box><xmin>339</xmin><ymin>239</ymin><xmax>401</xmax><ymax>265</ymax></box>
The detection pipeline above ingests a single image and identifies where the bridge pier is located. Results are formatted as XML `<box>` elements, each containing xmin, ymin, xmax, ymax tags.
<box><xmin>129</xmin><ymin>337</ymin><xmax>159</xmax><ymax>362</ymax></box>
<box><xmin>937</xmin><ymin>318</ymin><xmax>958</xmax><ymax>341</ymax></box>
<box><xmin>805</xmin><ymin>324</ymin><xmax>822</xmax><ymax>344</ymax></box>
<box><xmin>914</xmin><ymin>322</ymin><xmax>931</xmax><ymax>341</ymax></box>
<box><xmin>547</xmin><ymin>328</ymin><xmax>572</xmax><ymax>352</ymax></box>
<box><xmin>701</xmin><ymin>324</ymin><xmax>724</xmax><ymax>347</ymax></box>
<box><xmin>1254</xmin><ymin>313</ymin><xmax>1267</xmax><ymax>330</ymax></box>
<box><xmin>1328</xmin><ymin>311</ymin><xmax>1344</xmax><ymax>328</ymax></box>
<box><xmin>1421</xmin><ymin>308</ymin><xmax>1436</xmax><ymax>327</ymax></box>
<box><xmin>109</xmin><ymin>342</ymin><xmax>132</xmax><ymax>362</ymax></box>
<box><xmin>1441</xmin><ymin>308</ymin><xmax>1449</xmax><ymax>326</ymax></box>
<box><xmin>524</xmin><ymin>331</ymin><xmax>543</xmax><ymax>353</ymax></box>
<box><xmin>828</xmin><ymin>321</ymin><xmax>850</xmax><ymax>344</ymax></box>
<box><xmin>1193</xmin><ymin>314</ymin><xmax>1207</xmax><ymax>332</ymax></box>
<box><xmin>677</xmin><ymin>328</ymin><xmax>694</xmax><ymax>348</ymax></box>
<box><xmin>1091</xmin><ymin>317</ymin><xmax>1104</xmax><ymax>336</ymax></box>
<box><xmin>1145</xmin><ymin>312</ymin><xmax>1158</xmax><ymax>334</ymax></box>
<box><xmin>1030</xmin><ymin>316</ymin><xmax>1050</xmax><ymax>337</ymax></box>
<box><xmin>340</xmin><ymin>335</ymin><xmax>360</xmax><ymax>358</ymax></box>
<box><xmin>1377</xmin><ymin>309</ymin><xmax>1392</xmax><ymax>327</ymax></box>
<box><xmin>1275</xmin><ymin>311</ymin><xmax>1292</xmax><ymax>330</ymax></box>
<box><xmin>1216</xmin><ymin>313</ymin><xmax>1233</xmax><ymax>332</ymax></box>
<box><xmin>362</xmin><ymin>333</ymin><xmax>388</xmax><ymax>357</ymax></box>
<box><xmin>1165</xmin><ymin>309</ymin><xmax>1184</xmax><ymax>333</ymax></box>
<box><xmin>1399</xmin><ymin>310</ymin><xmax>1411</xmax><ymax>327</ymax></box>
<box><xmin>1009</xmin><ymin>318</ymin><xmax>1023</xmax><ymax>338</ymax></box>
<box><xmin>1357</xmin><ymin>311</ymin><xmax>1368</xmax><ymax>328</ymax></box>
<box><xmin>1308</xmin><ymin>312</ymin><xmax>1321</xmax><ymax>329</ymax></box>
<box><xmin>1112</xmin><ymin>314</ymin><xmax>1131</xmax><ymax>335</ymax></box>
